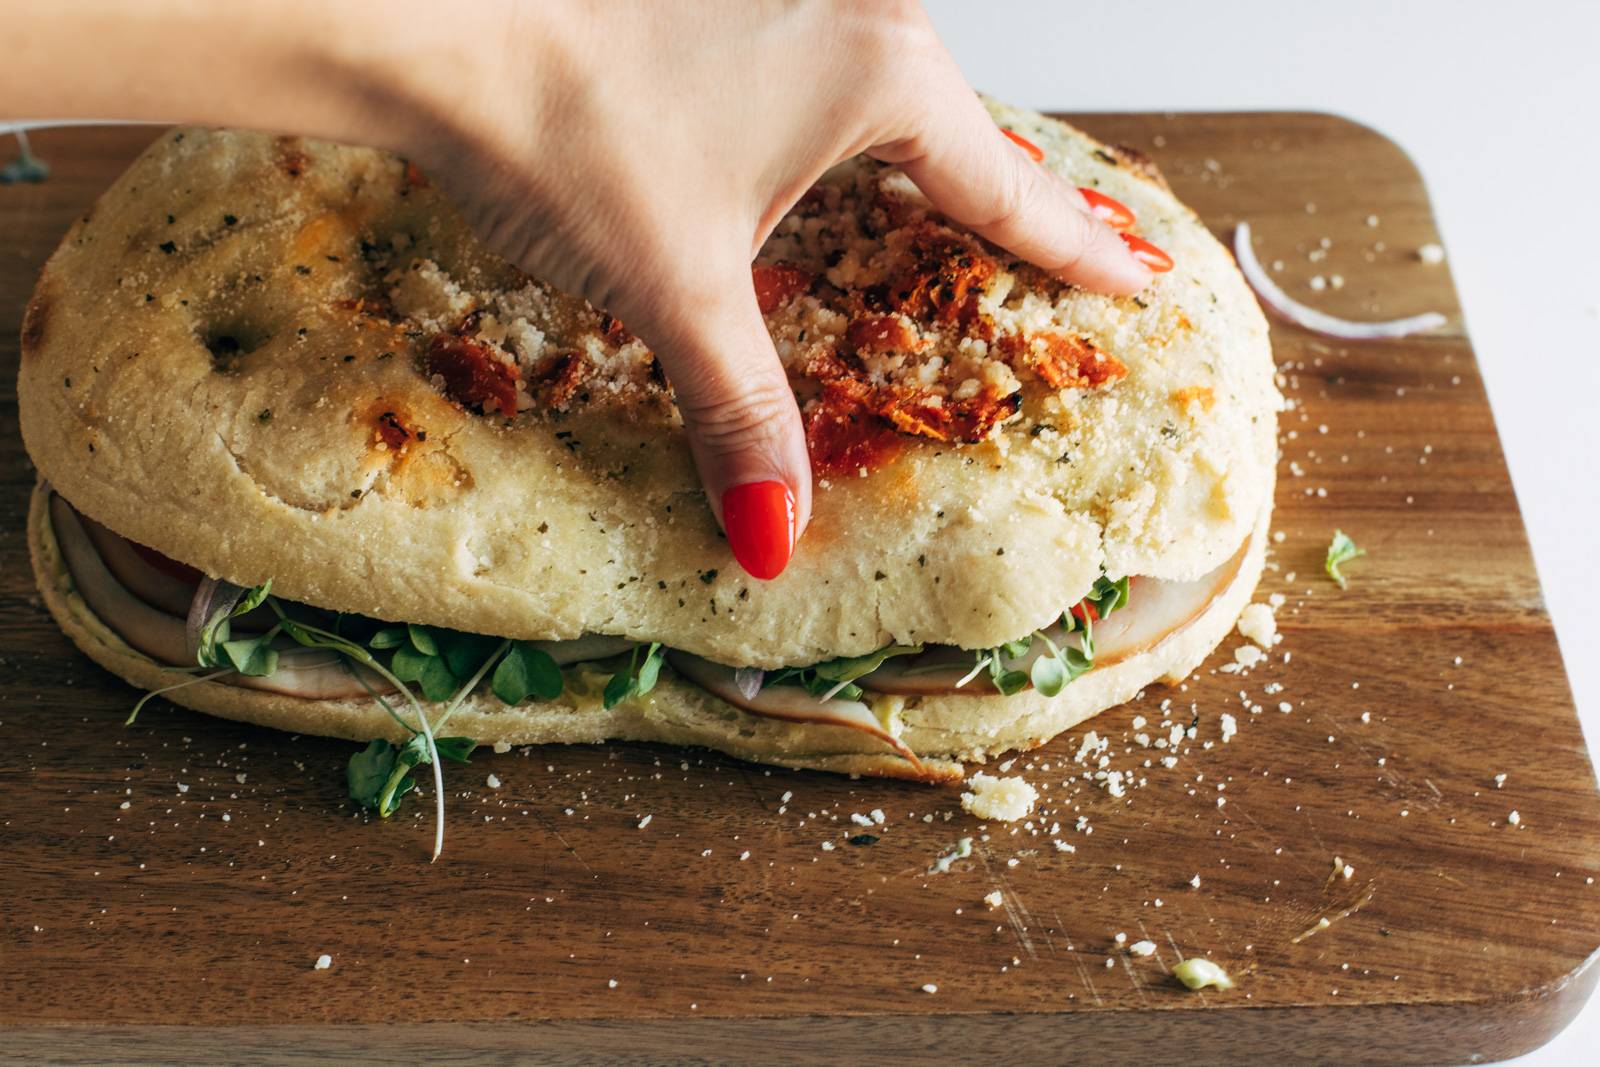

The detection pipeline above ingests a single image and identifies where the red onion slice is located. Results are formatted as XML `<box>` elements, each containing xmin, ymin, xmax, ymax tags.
<box><xmin>732</xmin><ymin>667</ymin><xmax>766</xmax><ymax>702</ymax></box>
<box><xmin>185</xmin><ymin>576</ymin><xmax>248</xmax><ymax>665</ymax></box>
<box><xmin>1234</xmin><ymin>221</ymin><xmax>1446</xmax><ymax>340</ymax></box>
<box><xmin>49</xmin><ymin>494</ymin><xmax>394</xmax><ymax>700</ymax></box>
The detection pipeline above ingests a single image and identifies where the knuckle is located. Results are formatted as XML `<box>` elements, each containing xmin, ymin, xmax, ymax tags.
<box><xmin>1047</xmin><ymin>207</ymin><xmax>1104</xmax><ymax>274</ymax></box>
<box><xmin>976</xmin><ymin>160</ymin><xmax>1034</xmax><ymax>237</ymax></box>
<box><xmin>676</xmin><ymin>373</ymin><xmax>797</xmax><ymax>457</ymax></box>
<box><xmin>848</xmin><ymin>0</ymin><xmax>938</xmax><ymax>73</ymax></box>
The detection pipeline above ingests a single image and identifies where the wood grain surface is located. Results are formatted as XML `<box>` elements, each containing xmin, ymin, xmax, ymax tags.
<box><xmin>1</xmin><ymin>113</ymin><xmax>1597</xmax><ymax>1066</ymax></box>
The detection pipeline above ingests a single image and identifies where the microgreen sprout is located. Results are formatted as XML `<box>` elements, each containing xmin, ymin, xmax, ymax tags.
<box><xmin>1325</xmin><ymin>530</ymin><xmax>1365</xmax><ymax>588</ymax></box>
<box><xmin>603</xmin><ymin>643</ymin><xmax>664</xmax><ymax>709</ymax></box>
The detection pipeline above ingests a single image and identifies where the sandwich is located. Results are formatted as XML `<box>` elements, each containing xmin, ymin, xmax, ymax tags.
<box><xmin>19</xmin><ymin>100</ymin><xmax>1278</xmax><ymax>812</ymax></box>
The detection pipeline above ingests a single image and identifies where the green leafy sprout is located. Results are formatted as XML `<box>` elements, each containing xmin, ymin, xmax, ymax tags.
<box><xmin>603</xmin><ymin>642</ymin><xmax>664</xmax><ymax>709</ymax></box>
<box><xmin>765</xmin><ymin>644</ymin><xmax>924</xmax><ymax>703</ymax></box>
<box><xmin>1325</xmin><ymin>530</ymin><xmax>1365</xmax><ymax>589</ymax></box>
<box><xmin>127</xmin><ymin>567</ymin><xmax>1132</xmax><ymax>853</ymax></box>
<box><xmin>125</xmin><ymin>580</ymin><xmax>664</xmax><ymax>860</ymax></box>
<box><xmin>948</xmin><ymin>574</ymin><xmax>1125</xmax><ymax>697</ymax></box>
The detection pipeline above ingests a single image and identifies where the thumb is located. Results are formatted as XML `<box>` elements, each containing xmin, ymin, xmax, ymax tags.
<box><xmin>646</xmin><ymin>285</ymin><xmax>812</xmax><ymax>581</ymax></box>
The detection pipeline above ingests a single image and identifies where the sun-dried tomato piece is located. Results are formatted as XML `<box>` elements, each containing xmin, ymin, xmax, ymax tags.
<box><xmin>874</xmin><ymin>387</ymin><xmax>1019</xmax><ymax>444</ymax></box>
<box><xmin>998</xmin><ymin>331</ymin><xmax>1127</xmax><ymax>390</ymax></box>
<box><xmin>532</xmin><ymin>352</ymin><xmax>589</xmax><ymax>410</ymax></box>
<box><xmin>871</xmin><ymin>186</ymin><xmax>921</xmax><ymax>232</ymax></box>
<box><xmin>425</xmin><ymin>331</ymin><xmax>520</xmax><ymax>415</ymax></box>
<box><xmin>886</xmin><ymin>226</ymin><xmax>999</xmax><ymax>326</ymax></box>
<box><xmin>599</xmin><ymin>314</ymin><xmax>633</xmax><ymax>347</ymax></box>
<box><xmin>753</xmin><ymin>262</ymin><xmax>813</xmax><ymax>315</ymax></box>
<box><xmin>804</xmin><ymin>382</ymin><xmax>905</xmax><ymax>478</ymax></box>
<box><xmin>846</xmin><ymin>313</ymin><xmax>923</xmax><ymax>355</ymax></box>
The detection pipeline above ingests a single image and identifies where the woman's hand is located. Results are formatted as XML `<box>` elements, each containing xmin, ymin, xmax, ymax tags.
<box><xmin>399</xmin><ymin>2</ymin><xmax>1152</xmax><ymax>579</ymax></box>
<box><xmin>5</xmin><ymin>0</ymin><xmax>1155</xmax><ymax>579</ymax></box>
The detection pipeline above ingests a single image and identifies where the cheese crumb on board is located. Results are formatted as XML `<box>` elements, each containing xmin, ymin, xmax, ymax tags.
<box><xmin>921</xmin><ymin>983</ymin><xmax>938</xmax><ymax>994</ymax></box>
<box><xmin>1173</xmin><ymin>958</ymin><xmax>1234</xmax><ymax>991</ymax></box>
<box><xmin>1236</xmin><ymin>602</ymin><xmax>1278</xmax><ymax>647</ymax></box>
<box><xmin>313</xmin><ymin>954</ymin><xmax>332</xmax><ymax>971</ymax></box>
<box><xmin>492</xmin><ymin>740</ymin><xmax>512</xmax><ymax>754</ymax></box>
<box><xmin>1417</xmin><ymin>242</ymin><xmax>1446</xmax><ymax>265</ymax></box>
<box><xmin>961</xmin><ymin>773</ymin><xmax>1038</xmax><ymax>822</ymax></box>
<box><xmin>928</xmin><ymin>837</ymin><xmax>973</xmax><ymax>874</ymax></box>
<box><xmin>984</xmin><ymin>890</ymin><xmax>1004</xmax><ymax>910</ymax></box>
<box><xmin>1130</xmin><ymin>940</ymin><xmax>1157</xmax><ymax>957</ymax></box>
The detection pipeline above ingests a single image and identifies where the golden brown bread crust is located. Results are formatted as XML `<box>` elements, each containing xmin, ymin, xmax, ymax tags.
<box><xmin>17</xmin><ymin>100</ymin><xmax>1277</xmax><ymax>668</ymax></box>
<box><xmin>30</xmin><ymin>480</ymin><xmax>1268</xmax><ymax>779</ymax></box>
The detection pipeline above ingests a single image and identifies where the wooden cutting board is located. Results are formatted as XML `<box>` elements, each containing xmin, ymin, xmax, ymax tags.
<box><xmin>2</xmin><ymin>113</ymin><xmax>1597</xmax><ymax>1066</ymax></box>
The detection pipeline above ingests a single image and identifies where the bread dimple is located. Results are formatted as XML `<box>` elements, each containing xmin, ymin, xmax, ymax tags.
<box><xmin>18</xmin><ymin>103</ymin><xmax>1277</xmax><ymax>666</ymax></box>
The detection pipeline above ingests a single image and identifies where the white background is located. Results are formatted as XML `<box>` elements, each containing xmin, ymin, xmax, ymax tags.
<box><xmin>923</xmin><ymin>1</ymin><xmax>1599</xmax><ymax>1062</ymax></box>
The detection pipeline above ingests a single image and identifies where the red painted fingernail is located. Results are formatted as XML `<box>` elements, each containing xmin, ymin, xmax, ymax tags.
<box><xmin>1078</xmin><ymin>187</ymin><xmax>1135</xmax><ymax>229</ymax></box>
<box><xmin>722</xmin><ymin>480</ymin><xmax>797</xmax><ymax>580</ymax></box>
<box><xmin>1000</xmin><ymin>128</ymin><xmax>1044</xmax><ymax>163</ymax></box>
<box><xmin>1120</xmin><ymin>232</ymin><xmax>1174</xmax><ymax>272</ymax></box>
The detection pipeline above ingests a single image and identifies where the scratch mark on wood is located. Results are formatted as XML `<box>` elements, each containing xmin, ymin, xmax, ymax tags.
<box><xmin>528</xmin><ymin>807</ymin><xmax>596</xmax><ymax>878</ymax></box>
<box><xmin>1118</xmin><ymin>953</ymin><xmax>1152</xmax><ymax>1006</ymax></box>
<box><xmin>1291</xmin><ymin>881</ymin><xmax>1377</xmax><ymax>944</ymax></box>
<box><xmin>978</xmin><ymin>847</ymin><xmax>1038</xmax><ymax>961</ymax></box>
<box><xmin>1067</xmin><ymin>949</ymin><xmax>1104</xmax><ymax>1007</ymax></box>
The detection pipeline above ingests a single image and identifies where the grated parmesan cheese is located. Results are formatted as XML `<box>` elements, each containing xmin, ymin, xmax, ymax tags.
<box><xmin>960</xmin><ymin>773</ymin><xmax>1038</xmax><ymax>822</ymax></box>
<box><xmin>1236</xmin><ymin>602</ymin><xmax>1278</xmax><ymax>647</ymax></box>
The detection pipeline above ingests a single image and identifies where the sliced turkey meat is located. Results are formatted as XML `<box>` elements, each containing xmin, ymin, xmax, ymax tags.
<box><xmin>76</xmin><ymin>511</ymin><xmax>201</xmax><ymax>617</ymax></box>
<box><xmin>531</xmin><ymin>634</ymin><xmax>636</xmax><ymax>666</ymax></box>
<box><xmin>667</xmin><ymin>651</ymin><xmax>925</xmax><ymax>770</ymax></box>
<box><xmin>857</xmin><ymin>535</ymin><xmax>1251</xmax><ymax>696</ymax></box>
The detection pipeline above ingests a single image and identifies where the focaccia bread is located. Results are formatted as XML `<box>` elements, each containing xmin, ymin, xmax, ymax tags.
<box><xmin>19</xmin><ymin>101</ymin><xmax>1277</xmax><ymax>669</ymax></box>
